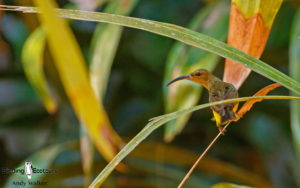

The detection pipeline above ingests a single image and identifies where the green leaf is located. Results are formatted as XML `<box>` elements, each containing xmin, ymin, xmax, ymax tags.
<box><xmin>89</xmin><ymin>95</ymin><xmax>300</xmax><ymax>187</ymax></box>
<box><xmin>81</xmin><ymin>0</ymin><xmax>137</xmax><ymax>184</ymax></box>
<box><xmin>232</xmin><ymin>0</ymin><xmax>283</xmax><ymax>28</ymax></box>
<box><xmin>80</xmin><ymin>125</ymin><xmax>94</xmax><ymax>187</ymax></box>
<box><xmin>163</xmin><ymin>1</ymin><xmax>229</xmax><ymax>142</ymax></box>
<box><xmin>211</xmin><ymin>182</ymin><xmax>253</xmax><ymax>188</ymax></box>
<box><xmin>3</xmin><ymin>5</ymin><xmax>300</xmax><ymax>95</ymax></box>
<box><xmin>89</xmin><ymin>0</ymin><xmax>138</xmax><ymax>99</ymax></box>
<box><xmin>289</xmin><ymin>9</ymin><xmax>300</xmax><ymax>160</ymax></box>
<box><xmin>22</xmin><ymin>27</ymin><xmax>57</xmax><ymax>114</ymax></box>
<box><xmin>31</xmin><ymin>0</ymin><xmax>123</xmax><ymax>161</ymax></box>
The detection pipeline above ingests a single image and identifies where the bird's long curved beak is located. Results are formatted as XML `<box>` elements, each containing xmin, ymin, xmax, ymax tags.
<box><xmin>167</xmin><ymin>75</ymin><xmax>190</xmax><ymax>86</ymax></box>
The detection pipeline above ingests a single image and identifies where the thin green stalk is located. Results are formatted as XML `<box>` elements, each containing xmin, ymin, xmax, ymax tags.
<box><xmin>178</xmin><ymin>122</ymin><xmax>231</xmax><ymax>188</ymax></box>
<box><xmin>289</xmin><ymin>9</ymin><xmax>300</xmax><ymax>160</ymax></box>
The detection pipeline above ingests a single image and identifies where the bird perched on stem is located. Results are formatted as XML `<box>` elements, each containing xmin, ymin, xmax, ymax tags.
<box><xmin>167</xmin><ymin>69</ymin><xmax>239</xmax><ymax>132</ymax></box>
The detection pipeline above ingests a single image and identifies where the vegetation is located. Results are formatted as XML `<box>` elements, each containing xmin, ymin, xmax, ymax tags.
<box><xmin>0</xmin><ymin>0</ymin><xmax>300</xmax><ymax>187</ymax></box>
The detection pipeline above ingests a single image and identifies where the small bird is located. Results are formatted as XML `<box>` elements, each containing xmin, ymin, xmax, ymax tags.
<box><xmin>167</xmin><ymin>69</ymin><xmax>239</xmax><ymax>132</ymax></box>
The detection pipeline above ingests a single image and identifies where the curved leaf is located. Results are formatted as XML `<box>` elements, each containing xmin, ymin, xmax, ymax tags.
<box><xmin>2</xmin><ymin>5</ymin><xmax>300</xmax><ymax>94</ymax></box>
<box><xmin>289</xmin><ymin>9</ymin><xmax>300</xmax><ymax>160</ymax></box>
<box><xmin>82</xmin><ymin>1</ymin><xmax>137</xmax><ymax>183</ymax></box>
<box><xmin>223</xmin><ymin>0</ymin><xmax>282</xmax><ymax>89</ymax></box>
<box><xmin>89</xmin><ymin>0</ymin><xmax>138</xmax><ymax>99</ymax></box>
<box><xmin>31</xmin><ymin>0</ymin><xmax>122</xmax><ymax>161</ymax></box>
<box><xmin>22</xmin><ymin>27</ymin><xmax>57</xmax><ymax>114</ymax></box>
<box><xmin>236</xmin><ymin>83</ymin><xmax>281</xmax><ymax>119</ymax></box>
<box><xmin>81</xmin><ymin>0</ymin><xmax>137</xmax><ymax>183</ymax></box>
<box><xmin>89</xmin><ymin>95</ymin><xmax>300</xmax><ymax>187</ymax></box>
<box><xmin>211</xmin><ymin>182</ymin><xmax>252</xmax><ymax>188</ymax></box>
<box><xmin>163</xmin><ymin>1</ymin><xmax>229</xmax><ymax>142</ymax></box>
<box><xmin>233</xmin><ymin>0</ymin><xmax>283</xmax><ymax>27</ymax></box>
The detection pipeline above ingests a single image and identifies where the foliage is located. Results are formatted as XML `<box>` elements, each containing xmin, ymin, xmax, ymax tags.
<box><xmin>0</xmin><ymin>1</ymin><xmax>300</xmax><ymax>188</ymax></box>
<box><xmin>163</xmin><ymin>1</ymin><xmax>229</xmax><ymax>142</ymax></box>
<box><xmin>289</xmin><ymin>9</ymin><xmax>300</xmax><ymax>160</ymax></box>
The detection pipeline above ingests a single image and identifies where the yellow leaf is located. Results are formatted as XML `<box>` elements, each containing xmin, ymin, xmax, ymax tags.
<box><xmin>32</xmin><ymin>0</ymin><xmax>123</xmax><ymax>161</ymax></box>
<box><xmin>22</xmin><ymin>27</ymin><xmax>57</xmax><ymax>114</ymax></box>
<box><xmin>211</xmin><ymin>182</ymin><xmax>253</xmax><ymax>188</ymax></box>
<box><xmin>233</xmin><ymin>0</ymin><xmax>283</xmax><ymax>27</ymax></box>
<box><xmin>223</xmin><ymin>0</ymin><xmax>283</xmax><ymax>89</ymax></box>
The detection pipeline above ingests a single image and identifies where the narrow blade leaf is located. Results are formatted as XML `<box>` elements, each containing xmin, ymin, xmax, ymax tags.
<box><xmin>89</xmin><ymin>95</ymin><xmax>300</xmax><ymax>187</ymax></box>
<box><xmin>236</xmin><ymin>83</ymin><xmax>281</xmax><ymax>119</ymax></box>
<box><xmin>223</xmin><ymin>0</ymin><xmax>283</xmax><ymax>89</ymax></box>
<box><xmin>89</xmin><ymin>0</ymin><xmax>138</xmax><ymax>99</ymax></box>
<box><xmin>22</xmin><ymin>27</ymin><xmax>57</xmax><ymax>114</ymax></box>
<box><xmin>164</xmin><ymin>1</ymin><xmax>229</xmax><ymax>142</ymax></box>
<box><xmin>32</xmin><ymin>0</ymin><xmax>122</xmax><ymax>161</ymax></box>
<box><xmin>2</xmin><ymin>5</ymin><xmax>300</xmax><ymax>95</ymax></box>
<box><xmin>289</xmin><ymin>9</ymin><xmax>300</xmax><ymax>160</ymax></box>
<box><xmin>81</xmin><ymin>0</ymin><xmax>137</xmax><ymax>182</ymax></box>
<box><xmin>211</xmin><ymin>182</ymin><xmax>253</xmax><ymax>188</ymax></box>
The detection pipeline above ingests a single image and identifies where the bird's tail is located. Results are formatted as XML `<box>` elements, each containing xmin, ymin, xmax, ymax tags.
<box><xmin>221</xmin><ymin>108</ymin><xmax>236</xmax><ymax>124</ymax></box>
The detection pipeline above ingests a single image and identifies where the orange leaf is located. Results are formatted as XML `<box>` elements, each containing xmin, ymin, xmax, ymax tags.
<box><xmin>223</xmin><ymin>1</ymin><xmax>283</xmax><ymax>89</ymax></box>
<box><xmin>235</xmin><ymin>83</ymin><xmax>281</xmax><ymax>120</ymax></box>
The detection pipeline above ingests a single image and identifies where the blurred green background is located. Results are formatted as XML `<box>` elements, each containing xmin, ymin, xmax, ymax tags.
<box><xmin>0</xmin><ymin>0</ymin><xmax>300</xmax><ymax>187</ymax></box>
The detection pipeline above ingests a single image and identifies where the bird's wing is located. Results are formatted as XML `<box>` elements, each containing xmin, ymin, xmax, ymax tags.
<box><xmin>223</xmin><ymin>84</ymin><xmax>238</xmax><ymax>99</ymax></box>
<box><xmin>209</xmin><ymin>83</ymin><xmax>238</xmax><ymax>125</ymax></box>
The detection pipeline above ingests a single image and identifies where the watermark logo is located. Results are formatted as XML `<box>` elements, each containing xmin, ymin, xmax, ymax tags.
<box><xmin>1</xmin><ymin>160</ymin><xmax>58</xmax><ymax>186</ymax></box>
<box><xmin>25</xmin><ymin>161</ymin><xmax>32</xmax><ymax>180</ymax></box>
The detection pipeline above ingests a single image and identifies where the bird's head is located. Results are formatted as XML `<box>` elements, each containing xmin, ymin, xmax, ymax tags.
<box><xmin>167</xmin><ymin>69</ymin><xmax>211</xmax><ymax>88</ymax></box>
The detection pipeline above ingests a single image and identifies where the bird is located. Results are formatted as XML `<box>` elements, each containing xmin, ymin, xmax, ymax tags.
<box><xmin>167</xmin><ymin>69</ymin><xmax>239</xmax><ymax>132</ymax></box>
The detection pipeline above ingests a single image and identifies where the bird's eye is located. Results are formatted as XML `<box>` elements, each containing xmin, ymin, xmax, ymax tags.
<box><xmin>195</xmin><ymin>72</ymin><xmax>201</xmax><ymax>76</ymax></box>
<box><xmin>225</xmin><ymin>86</ymin><xmax>229</xmax><ymax>90</ymax></box>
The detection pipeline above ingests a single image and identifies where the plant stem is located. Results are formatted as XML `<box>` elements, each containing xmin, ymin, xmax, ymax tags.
<box><xmin>178</xmin><ymin>122</ymin><xmax>230</xmax><ymax>188</ymax></box>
